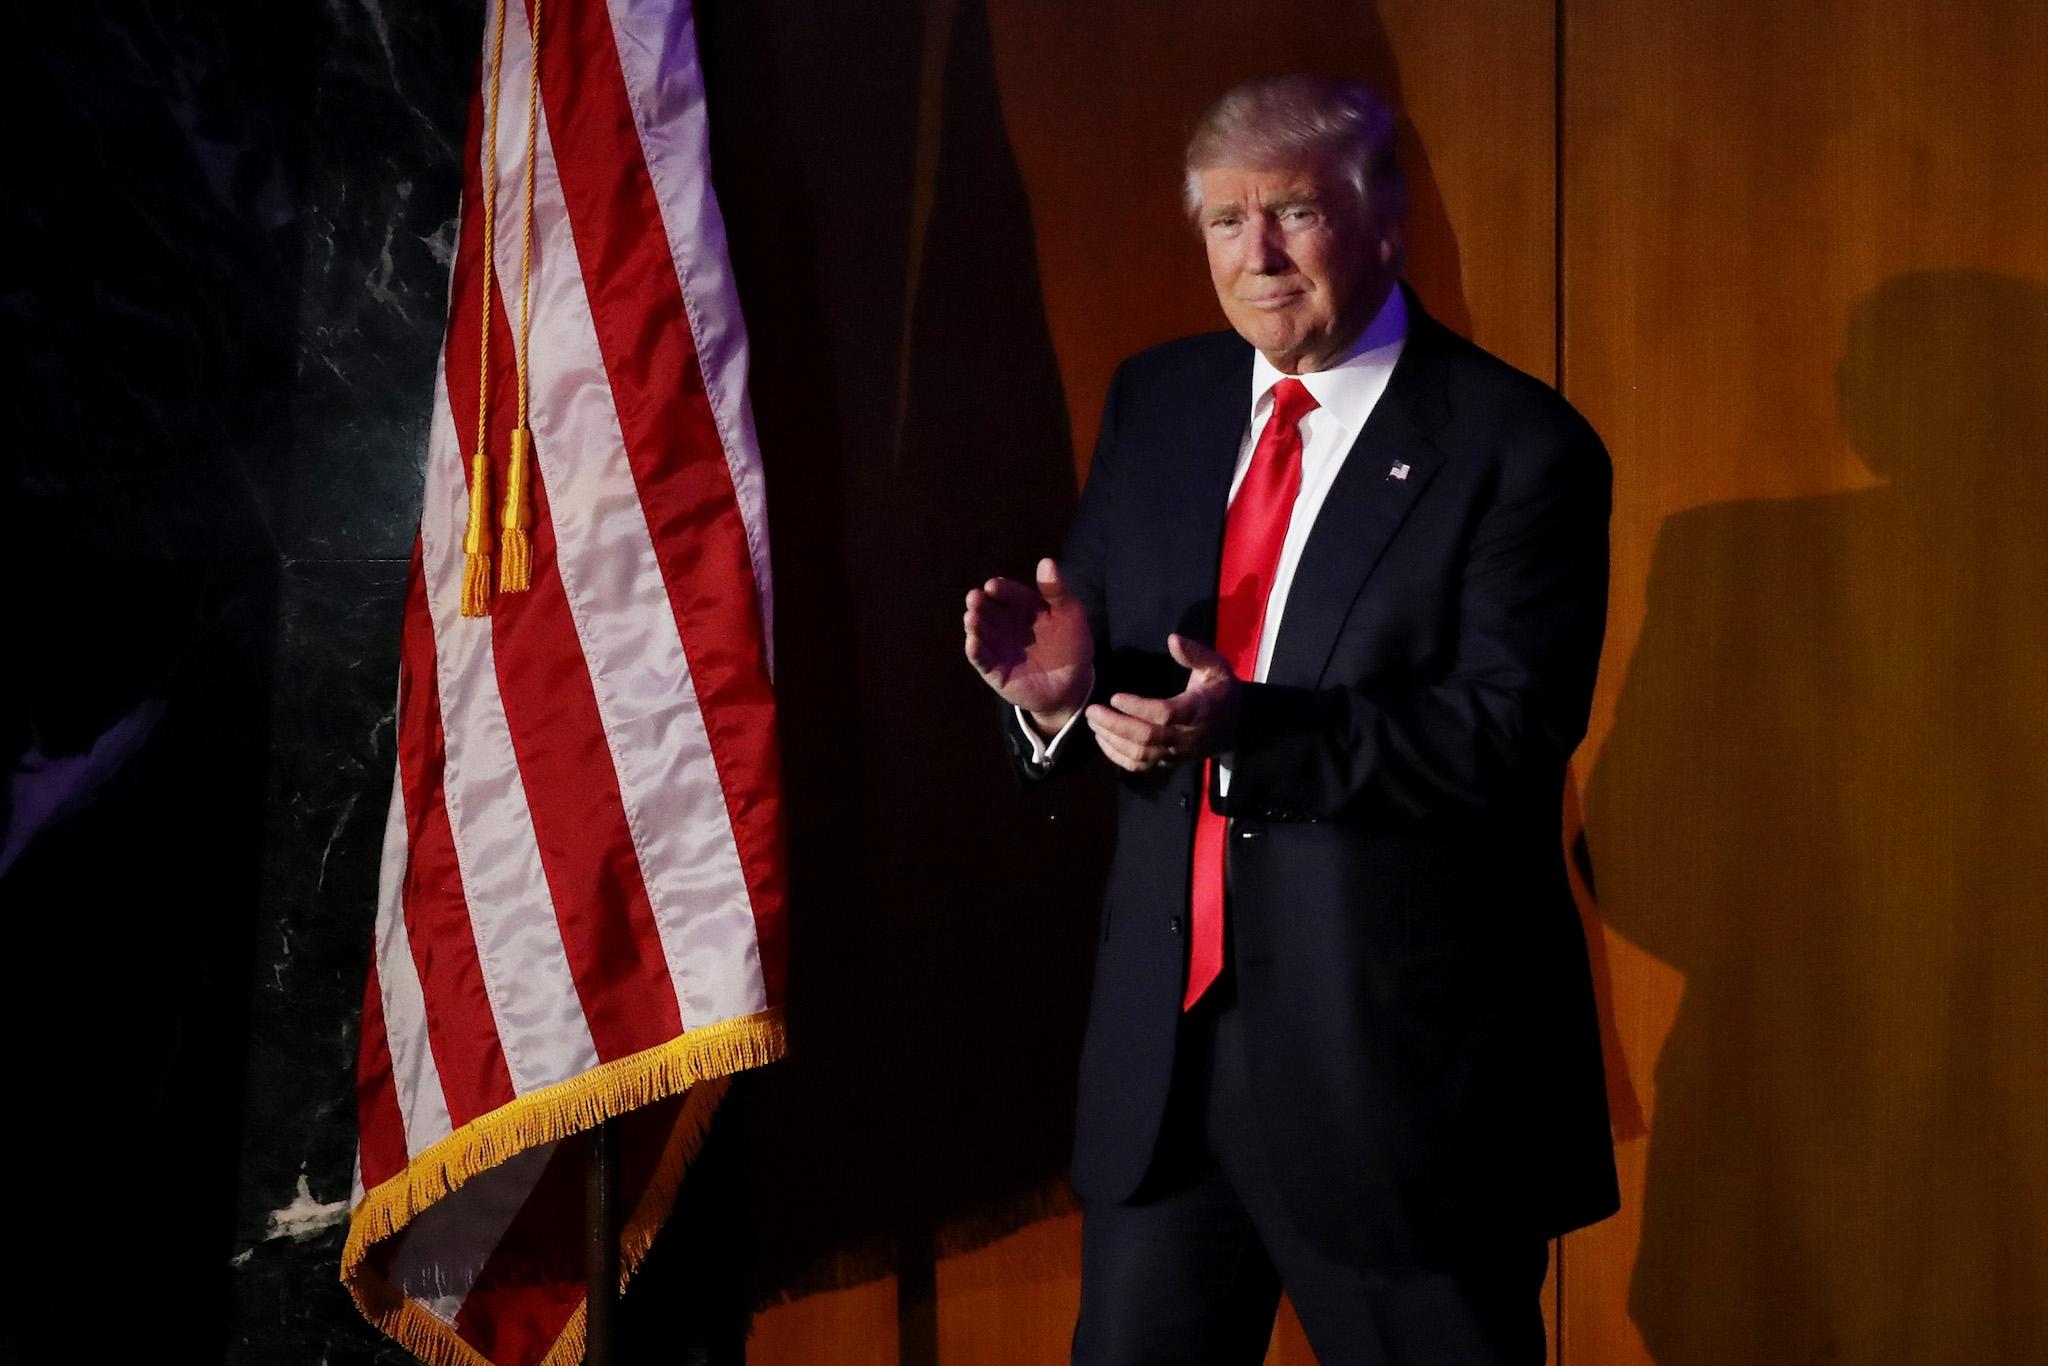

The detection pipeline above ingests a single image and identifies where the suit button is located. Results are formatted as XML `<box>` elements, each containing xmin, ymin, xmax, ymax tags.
<box><xmin>1168</xmin><ymin>917</ymin><xmax>1182</xmax><ymax>934</ymax></box>
<box><xmin>1178</xmin><ymin>794</ymin><xmax>1190</xmax><ymax>810</ymax></box>
<box><xmin>1237</xmin><ymin>828</ymin><xmax>1262</xmax><ymax>840</ymax></box>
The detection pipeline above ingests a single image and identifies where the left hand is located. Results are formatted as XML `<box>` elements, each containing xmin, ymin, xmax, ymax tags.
<box><xmin>1085</xmin><ymin>634</ymin><xmax>1241</xmax><ymax>773</ymax></box>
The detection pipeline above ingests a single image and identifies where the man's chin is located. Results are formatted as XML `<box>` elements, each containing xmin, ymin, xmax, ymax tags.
<box><xmin>1248</xmin><ymin>334</ymin><xmax>1329</xmax><ymax>374</ymax></box>
<box><xmin>1232</xmin><ymin>320</ymin><xmax>1307</xmax><ymax>358</ymax></box>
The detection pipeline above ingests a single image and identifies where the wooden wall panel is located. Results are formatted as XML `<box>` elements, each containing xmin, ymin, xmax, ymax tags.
<box><xmin>742</xmin><ymin>0</ymin><xmax>2048</xmax><ymax>1357</ymax></box>
<box><xmin>1564</xmin><ymin>1</ymin><xmax>2048</xmax><ymax>1362</ymax></box>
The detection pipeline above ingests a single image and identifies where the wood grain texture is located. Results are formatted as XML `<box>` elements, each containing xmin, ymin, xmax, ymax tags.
<box><xmin>748</xmin><ymin>1275</ymin><xmax>901</xmax><ymax>1364</ymax></box>
<box><xmin>1565</xmin><ymin>1</ymin><xmax>2048</xmax><ymax>1361</ymax></box>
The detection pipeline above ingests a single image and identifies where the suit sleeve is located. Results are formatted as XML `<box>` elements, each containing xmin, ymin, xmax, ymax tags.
<box><xmin>1001</xmin><ymin>362</ymin><xmax>1127</xmax><ymax>783</ymax></box>
<box><xmin>1222</xmin><ymin>419</ymin><xmax>1612</xmax><ymax>821</ymax></box>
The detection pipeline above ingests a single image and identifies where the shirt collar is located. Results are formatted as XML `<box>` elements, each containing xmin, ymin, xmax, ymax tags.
<box><xmin>1249</xmin><ymin>280</ymin><xmax>1409</xmax><ymax>433</ymax></box>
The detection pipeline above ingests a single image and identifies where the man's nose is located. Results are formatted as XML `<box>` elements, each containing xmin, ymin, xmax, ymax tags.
<box><xmin>1245</xmin><ymin>223</ymin><xmax>1291</xmax><ymax>275</ymax></box>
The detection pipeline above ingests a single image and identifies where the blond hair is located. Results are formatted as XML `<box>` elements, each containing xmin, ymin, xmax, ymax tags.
<box><xmin>1183</xmin><ymin>73</ymin><xmax>1407</xmax><ymax>233</ymax></box>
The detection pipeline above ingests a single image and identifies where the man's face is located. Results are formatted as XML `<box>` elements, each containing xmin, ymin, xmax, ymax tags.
<box><xmin>1196</xmin><ymin>159</ymin><xmax>1397</xmax><ymax>374</ymax></box>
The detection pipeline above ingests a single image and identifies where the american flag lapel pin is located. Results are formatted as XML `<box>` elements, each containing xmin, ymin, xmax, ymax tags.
<box><xmin>1388</xmin><ymin>461</ymin><xmax>1411</xmax><ymax>480</ymax></box>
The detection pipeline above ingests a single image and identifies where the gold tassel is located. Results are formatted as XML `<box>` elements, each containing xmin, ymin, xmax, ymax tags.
<box><xmin>498</xmin><ymin>426</ymin><xmax>534</xmax><ymax>593</ymax></box>
<box><xmin>459</xmin><ymin>446</ymin><xmax>494</xmax><ymax>617</ymax></box>
<box><xmin>459</xmin><ymin>0</ymin><xmax>508</xmax><ymax>618</ymax></box>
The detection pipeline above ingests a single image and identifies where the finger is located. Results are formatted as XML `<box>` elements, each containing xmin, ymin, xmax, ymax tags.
<box><xmin>1085</xmin><ymin>707</ymin><xmax>1151</xmax><ymax>756</ymax></box>
<box><xmin>965</xmin><ymin>627</ymin><xmax>1025</xmax><ymax>676</ymax></box>
<box><xmin>1111</xmin><ymin>687</ymin><xmax>1207</xmax><ymax>734</ymax></box>
<box><xmin>1037</xmin><ymin>557</ymin><xmax>1067</xmax><ymax>606</ymax></box>
<box><xmin>964</xmin><ymin>589</ymin><xmax>1010</xmax><ymax>631</ymax></box>
<box><xmin>963</xmin><ymin>608</ymin><xmax>1011</xmax><ymax>664</ymax></box>
<box><xmin>1086</xmin><ymin>702</ymin><xmax>1165</xmax><ymax>748</ymax></box>
<box><xmin>1167</xmin><ymin>632</ymin><xmax>1228</xmax><ymax>676</ymax></box>
<box><xmin>1088</xmin><ymin>721</ymin><xmax>1149</xmax><ymax>772</ymax></box>
<box><xmin>981</xmin><ymin>576</ymin><xmax>1047</xmax><ymax>615</ymax></box>
<box><xmin>1088</xmin><ymin>707</ymin><xmax>1192</xmax><ymax>770</ymax></box>
<box><xmin>1107</xmin><ymin>691</ymin><xmax>1174</xmax><ymax>725</ymax></box>
<box><xmin>1101</xmin><ymin>726</ymin><xmax>1189</xmax><ymax>771</ymax></box>
<box><xmin>966</xmin><ymin>586</ymin><xmax>1034</xmax><ymax>644</ymax></box>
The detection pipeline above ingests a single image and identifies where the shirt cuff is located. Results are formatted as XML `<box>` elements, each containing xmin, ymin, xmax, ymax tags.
<box><xmin>1014</xmin><ymin>671</ymin><xmax>1094</xmax><ymax>767</ymax></box>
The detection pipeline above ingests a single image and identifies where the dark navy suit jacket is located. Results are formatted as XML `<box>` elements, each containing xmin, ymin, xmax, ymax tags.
<box><xmin>1007</xmin><ymin>283</ymin><xmax>1621</xmax><ymax>1267</ymax></box>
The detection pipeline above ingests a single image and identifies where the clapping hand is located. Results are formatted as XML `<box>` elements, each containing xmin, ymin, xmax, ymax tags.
<box><xmin>964</xmin><ymin>558</ymin><xmax>1094</xmax><ymax>735</ymax></box>
<box><xmin>1084</xmin><ymin>633</ymin><xmax>1241</xmax><ymax>774</ymax></box>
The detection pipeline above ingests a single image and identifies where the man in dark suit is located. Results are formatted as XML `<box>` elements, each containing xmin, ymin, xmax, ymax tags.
<box><xmin>963</xmin><ymin>74</ymin><xmax>1618</xmax><ymax>1364</ymax></box>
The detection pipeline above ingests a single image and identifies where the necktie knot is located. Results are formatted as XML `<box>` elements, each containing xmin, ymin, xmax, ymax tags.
<box><xmin>1267</xmin><ymin>376</ymin><xmax>1319</xmax><ymax>431</ymax></box>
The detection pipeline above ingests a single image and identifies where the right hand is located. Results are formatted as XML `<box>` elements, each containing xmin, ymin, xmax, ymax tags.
<box><xmin>964</xmin><ymin>557</ymin><xmax>1094</xmax><ymax>734</ymax></box>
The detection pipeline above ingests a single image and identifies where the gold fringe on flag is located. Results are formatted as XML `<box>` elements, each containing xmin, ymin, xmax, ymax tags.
<box><xmin>535</xmin><ymin>1078</ymin><xmax>725</xmax><ymax>1366</ymax></box>
<box><xmin>342</xmin><ymin>1007</ymin><xmax>786</xmax><ymax>1365</ymax></box>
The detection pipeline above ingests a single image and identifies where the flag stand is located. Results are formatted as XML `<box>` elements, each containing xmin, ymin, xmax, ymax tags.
<box><xmin>585</xmin><ymin>1120</ymin><xmax>621</xmax><ymax>1365</ymax></box>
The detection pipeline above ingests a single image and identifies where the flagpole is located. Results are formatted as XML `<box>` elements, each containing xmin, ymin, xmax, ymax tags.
<box><xmin>586</xmin><ymin>1121</ymin><xmax>620</xmax><ymax>1364</ymax></box>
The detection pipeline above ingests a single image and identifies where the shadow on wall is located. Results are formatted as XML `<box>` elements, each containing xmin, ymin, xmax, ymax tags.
<box><xmin>1587</xmin><ymin>271</ymin><xmax>2048</xmax><ymax>1363</ymax></box>
<box><xmin>681</xmin><ymin>0</ymin><xmax>1114</xmax><ymax>1319</ymax></box>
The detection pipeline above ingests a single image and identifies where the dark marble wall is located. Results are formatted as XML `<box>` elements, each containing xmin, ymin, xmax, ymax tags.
<box><xmin>6</xmin><ymin>4</ymin><xmax>470</xmax><ymax>1362</ymax></box>
<box><xmin>6</xmin><ymin>2</ymin><xmax>1103</xmax><ymax>1363</ymax></box>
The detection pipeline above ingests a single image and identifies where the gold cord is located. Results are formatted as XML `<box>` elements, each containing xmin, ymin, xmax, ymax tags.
<box><xmin>498</xmin><ymin>0</ymin><xmax>542</xmax><ymax>594</ymax></box>
<box><xmin>459</xmin><ymin>0</ymin><xmax>512</xmax><ymax>617</ymax></box>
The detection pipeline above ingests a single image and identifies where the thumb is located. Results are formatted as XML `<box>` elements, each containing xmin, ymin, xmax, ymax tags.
<box><xmin>1168</xmin><ymin>632</ymin><xmax>1229</xmax><ymax>677</ymax></box>
<box><xmin>1036</xmin><ymin>557</ymin><xmax>1068</xmax><ymax>605</ymax></box>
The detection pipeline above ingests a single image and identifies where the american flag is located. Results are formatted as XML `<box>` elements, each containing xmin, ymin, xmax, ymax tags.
<box><xmin>342</xmin><ymin>1</ymin><xmax>787</xmax><ymax>1360</ymax></box>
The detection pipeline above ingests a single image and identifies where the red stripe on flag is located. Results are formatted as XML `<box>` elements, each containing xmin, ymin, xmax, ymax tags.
<box><xmin>397</xmin><ymin>541</ymin><xmax>520</xmax><ymax>1124</ymax></box>
<box><xmin>536</xmin><ymin>0</ymin><xmax>788</xmax><ymax>1005</ymax></box>
<box><xmin>490</xmin><ymin>469</ymin><xmax>690</xmax><ymax>1060</ymax></box>
<box><xmin>354</xmin><ymin>959</ymin><xmax>412</xmax><ymax>1188</ymax></box>
<box><xmin>439</xmin><ymin>54</ymin><xmax>687</xmax><ymax>1064</ymax></box>
<box><xmin>451</xmin><ymin>1142</ymin><xmax>584</xmax><ymax>1363</ymax></box>
<box><xmin>452</xmin><ymin>1100</ymin><xmax>686</xmax><ymax>1362</ymax></box>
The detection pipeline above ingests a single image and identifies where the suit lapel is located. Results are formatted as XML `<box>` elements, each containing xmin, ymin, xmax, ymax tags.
<box><xmin>1263</xmin><ymin>292</ymin><xmax>1454</xmax><ymax>688</ymax></box>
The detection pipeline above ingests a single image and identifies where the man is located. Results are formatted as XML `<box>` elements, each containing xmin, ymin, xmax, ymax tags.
<box><xmin>963</xmin><ymin>74</ymin><xmax>1618</xmax><ymax>1363</ymax></box>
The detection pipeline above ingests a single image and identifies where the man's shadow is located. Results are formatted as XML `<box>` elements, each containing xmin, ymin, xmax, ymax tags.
<box><xmin>1587</xmin><ymin>271</ymin><xmax>2048</xmax><ymax>1362</ymax></box>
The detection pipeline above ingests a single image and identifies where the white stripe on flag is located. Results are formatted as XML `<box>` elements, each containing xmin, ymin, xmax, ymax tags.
<box><xmin>374</xmin><ymin>771</ymin><xmax>455</xmax><ymax>1152</ymax></box>
<box><xmin>603</xmin><ymin>0</ymin><xmax>775</xmax><ymax>673</ymax></box>
<box><xmin>496</xmin><ymin>6</ymin><xmax>766</xmax><ymax>1028</ymax></box>
<box><xmin>422</xmin><ymin>365</ymin><xmax>601</xmax><ymax>1093</ymax></box>
<box><xmin>382</xmin><ymin>1140</ymin><xmax>560</xmax><ymax>1325</ymax></box>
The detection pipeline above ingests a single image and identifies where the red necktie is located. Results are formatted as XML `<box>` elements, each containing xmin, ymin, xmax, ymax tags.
<box><xmin>1185</xmin><ymin>377</ymin><xmax>1319</xmax><ymax>1010</ymax></box>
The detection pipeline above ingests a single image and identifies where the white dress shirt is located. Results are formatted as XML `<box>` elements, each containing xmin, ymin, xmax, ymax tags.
<box><xmin>1020</xmin><ymin>282</ymin><xmax>1410</xmax><ymax>785</ymax></box>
